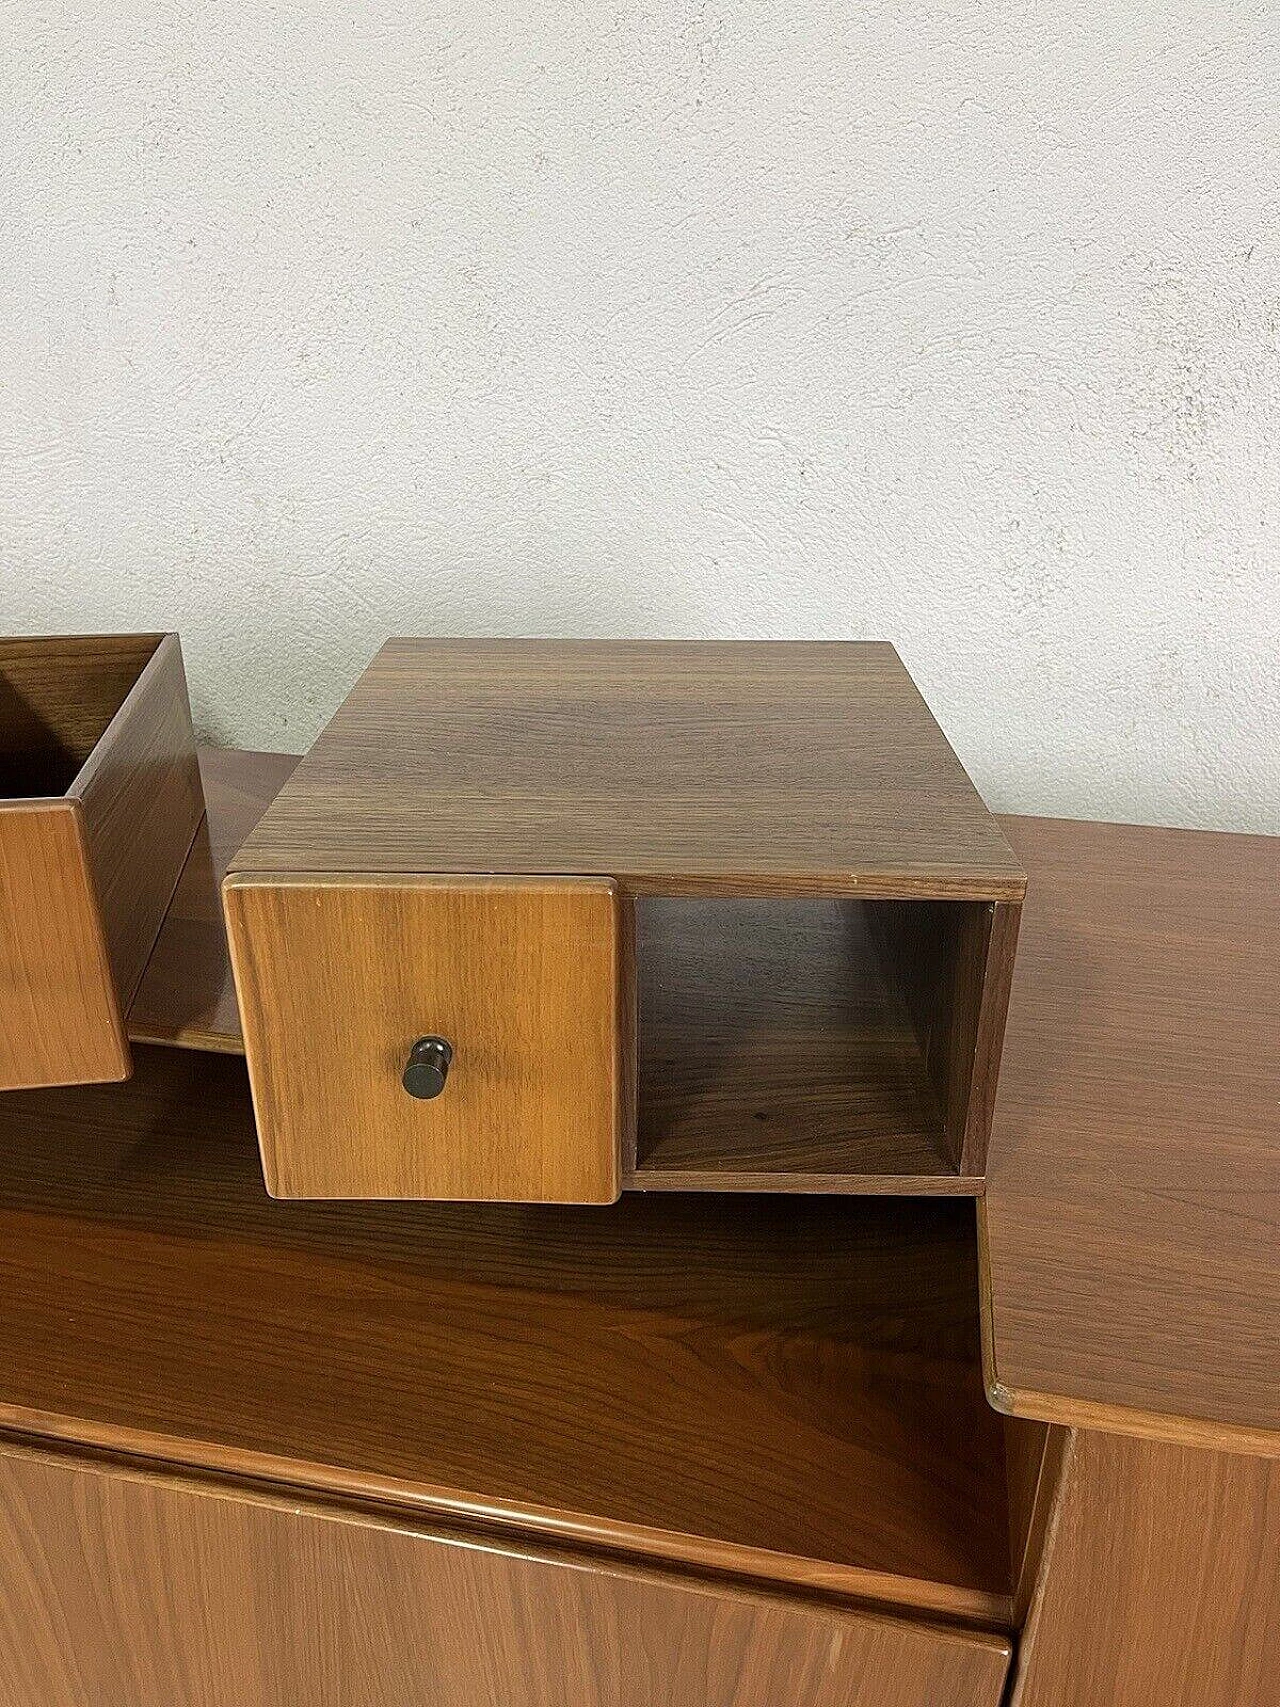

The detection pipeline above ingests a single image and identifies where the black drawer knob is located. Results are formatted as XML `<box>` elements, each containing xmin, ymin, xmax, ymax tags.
<box><xmin>403</xmin><ymin>1036</ymin><xmax>453</xmax><ymax>1099</ymax></box>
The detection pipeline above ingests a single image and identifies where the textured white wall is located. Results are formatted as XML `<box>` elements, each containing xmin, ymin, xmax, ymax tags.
<box><xmin>2</xmin><ymin>2</ymin><xmax>1277</xmax><ymax>829</ymax></box>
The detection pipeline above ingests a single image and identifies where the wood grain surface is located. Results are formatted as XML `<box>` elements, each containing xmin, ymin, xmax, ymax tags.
<box><xmin>0</xmin><ymin>801</ymin><xmax>127</xmax><ymax>1087</ymax></box>
<box><xmin>631</xmin><ymin>896</ymin><xmax>960</xmax><ymax>1191</ymax></box>
<box><xmin>71</xmin><ymin>632</ymin><xmax>204</xmax><ymax>1010</ymax></box>
<box><xmin>225</xmin><ymin>872</ymin><xmax>627</xmax><ymax>1201</ymax></box>
<box><xmin>1012</xmin><ymin>1429</ymin><xmax>1280</xmax><ymax>1707</ymax></box>
<box><xmin>0</xmin><ymin>633</ymin><xmax>202</xmax><ymax>1089</ymax></box>
<box><xmin>0</xmin><ymin>633</ymin><xmax>161</xmax><ymax>797</ymax></box>
<box><xmin>129</xmin><ymin>748</ymin><xmax>299</xmax><ymax>1052</ymax></box>
<box><xmin>867</xmin><ymin>898</ymin><xmax>1020</xmax><ymax>1176</ymax></box>
<box><xmin>0</xmin><ymin>1043</ymin><xmax>1012</xmax><ymax>1620</ymax></box>
<box><xmin>230</xmin><ymin>641</ymin><xmax>1025</xmax><ymax>899</ymax></box>
<box><xmin>0</xmin><ymin>1442</ymin><xmax>1011</xmax><ymax>1707</ymax></box>
<box><xmin>139</xmin><ymin>756</ymin><xmax>999</xmax><ymax>1193</ymax></box>
<box><xmin>982</xmin><ymin>816</ymin><xmax>1280</xmax><ymax>1450</ymax></box>
<box><xmin>1001</xmin><ymin>1419</ymin><xmax>1065</xmax><ymax>1627</ymax></box>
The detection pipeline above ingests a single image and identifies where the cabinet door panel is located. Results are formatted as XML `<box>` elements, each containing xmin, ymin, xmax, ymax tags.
<box><xmin>1013</xmin><ymin>1431</ymin><xmax>1280</xmax><ymax>1707</ymax></box>
<box><xmin>0</xmin><ymin>1444</ymin><xmax>1009</xmax><ymax>1707</ymax></box>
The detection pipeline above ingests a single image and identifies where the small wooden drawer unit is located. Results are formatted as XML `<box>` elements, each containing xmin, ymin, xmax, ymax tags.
<box><xmin>0</xmin><ymin>633</ymin><xmax>203</xmax><ymax>1090</ymax></box>
<box><xmin>225</xmin><ymin>641</ymin><xmax>1025</xmax><ymax>1202</ymax></box>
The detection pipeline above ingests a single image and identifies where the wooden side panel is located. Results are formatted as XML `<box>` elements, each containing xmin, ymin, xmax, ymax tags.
<box><xmin>960</xmin><ymin>900</ymin><xmax>1020</xmax><ymax>1173</ymax></box>
<box><xmin>129</xmin><ymin>749</ymin><xmax>300</xmax><ymax>1054</ymax></box>
<box><xmin>1013</xmin><ymin>1430</ymin><xmax>1280</xmax><ymax>1707</ymax></box>
<box><xmin>985</xmin><ymin>817</ymin><xmax>1280</xmax><ymax>1446</ymax></box>
<box><xmin>0</xmin><ymin>801</ymin><xmax>128</xmax><ymax>1088</ymax></box>
<box><xmin>1002</xmin><ymin>1418</ymin><xmax>1065</xmax><ymax>1626</ymax></box>
<box><xmin>868</xmin><ymin>898</ymin><xmax>1017</xmax><ymax>1176</ymax></box>
<box><xmin>229</xmin><ymin>640</ymin><xmax>1026</xmax><ymax>899</ymax></box>
<box><xmin>225</xmin><ymin>873</ymin><xmax>628</xmax><ymax>1201</ymax></box>
<box><xmin>0</xmin><ymin>1443</ymin><xmax>1010</xmax><ymax>1707</ymax></box>
<box><xmin>73</xmin><ymin>632</ymin><xmax>204</xmax><ymax>1010</ymax></box>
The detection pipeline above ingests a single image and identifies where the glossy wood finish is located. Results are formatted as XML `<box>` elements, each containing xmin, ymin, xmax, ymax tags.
<box><xmin>982</xmin><ymin>816</ymin><xmax>1280</xmax><ymax>1450</ymax></box>
<box><xmin>0</xmin><ymin>634</ymin><xmax>202</xmax><ymax>1089</ymax></box>
<box><xmin>231</xmin><ymin>641</ymin><xmax>1025</xmax><ymax>899</ymax></box>
<box><xmin>1013</xmin><ymin>1430</ymin><xmax>1280</xmax><ymax>1706</ymax></box>
<box><xmin>631</xmin><ymin>897</ymin><xmax>959</xmax><ymax>1191</ymax></box>
<box><xmin>130</xmin><ymin>748</ymin><xmax>299</xmax><ymax>1053</ymax></box>
<box><xmin>0</xmin><ymin>802</ymin><xmax>125</xmax><ymax>1085</ymax></box>
<box><xmin>136</xmin><ymin>755</ymin><xmax>1002</xmax><ymax>1192</ymax></box>
<box><xmin>73</xmin><ymin>634</ymin><xmax>204</xmax><ymax>1008</ymax></box>
<box><xmin>225</xmin><ymin>873</ymin><xmax>628</xmax><ymax>1201</ymax></box>
<box><xmin>0</xmin><ymin>1043</ymin><xmax>1013</xmax><ymax>1620</ymax></box>
<box><xmin>0</xmin><ymin>1443</ymin><xmax>1012</xmax><ymax>1707</ymax></box>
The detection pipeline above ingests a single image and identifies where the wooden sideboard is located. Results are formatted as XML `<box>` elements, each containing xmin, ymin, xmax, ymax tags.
<box><xmin>1</xmin><ymin>735</ymin><xmax>1277</xmax><ymax>1704</ymax></box>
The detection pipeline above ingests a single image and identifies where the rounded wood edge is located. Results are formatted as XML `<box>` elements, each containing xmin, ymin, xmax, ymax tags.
<box><xmin>976</xmin><ymin>1206</ymin><xmax>1280</xmax><ymax>1459</ymax></box>
<box><xmin>0</xmin><ymin>1406</ymin><xmax>1012</xmax><ymax>1629</ymax></box>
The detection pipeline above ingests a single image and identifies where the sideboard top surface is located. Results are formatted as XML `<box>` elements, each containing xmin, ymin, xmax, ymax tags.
<box><xmin>0</xmin><ymin>1042</ymin><xmax>1011</xmax><ymax>1620</ymax></box>
<box><xmin>982</xmin><ymin>815</ymin><xmax>1280</xmax><ymax>1453</ymax></box>
<box><xmin>229</xmin><ymin>640</ymin><xmax>1025</xmax><ymax>899</ymax></box>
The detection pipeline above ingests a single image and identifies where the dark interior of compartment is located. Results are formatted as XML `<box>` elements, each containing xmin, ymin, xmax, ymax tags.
<box><xmin>0</xmin><ymin>635</ymin><xmax>159</xmax><ymax>797</ymax></box>
<box><xmin>633</xmin><ymin>896</ymin><xmax>992</xmax><ymax>1188</ymax></box>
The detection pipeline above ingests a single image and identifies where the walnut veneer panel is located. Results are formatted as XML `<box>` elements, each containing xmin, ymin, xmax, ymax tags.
<box><xmin>0</xmin><ymin>1044</ymin><xmax>1012</xmax><ymax>1619</ymax></box>
<box><xmin>0</xmin><ymin>1444</ymin><xmax>1011</xmax><ymax>1707</ymax></box>
<box><xmin>136</xmin><ymin>754</ymin><xmax>1010</xmax><ymax>1192</ymax></box>
<box><xmin>983</xmin><ymin>816</ymin><xmax>1280</xmax><ymax>1449</ymax></box>
<box><xmin>72</xmin><ymin>633</ymin><xmax>204</xmax><ymax>1009</ymax></box>
<box><xmin>0</xmin><ymin>802</ymin><xmax>125</xmax><ymax>1085</ymax></box>
<box><xmin>225</xmin><ymin>873</ymin><xmax>627</xmax><ymax>1201</ymax></box>
<box><xmin>1012</xmin><ymin>1430</ymin><xmax>1280</xmax><ymax>1707</ymax></box>
<box><xmin>0</xmin><ymin>634</ymin><xmax>202</xmax><ymax>1089</ymax></box>
<box><xmin>130</xmin><ymin>748</ymin><xmax>300</xmax><ymax>1053</ymax></box>
<box><xmin>230</xmin><ymin>640</ymin><xmax>1025</xmax><ymax>899</ymax></box>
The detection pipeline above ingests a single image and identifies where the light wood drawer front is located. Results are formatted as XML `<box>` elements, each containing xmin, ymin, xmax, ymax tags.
<box><xmin>0</xmin><ymin>1444</ymin><xmax>1011</xmax><ymax>1707</ymax></box>
<box><xmin>224</xmin><ymin>873</ymin><xmax>628</xmax><ymax>1202</ymax></box>
<box><xmin>0</xmin><ymin>633</ymin><xmax>202</xmax><ymax>1091</ymax></box>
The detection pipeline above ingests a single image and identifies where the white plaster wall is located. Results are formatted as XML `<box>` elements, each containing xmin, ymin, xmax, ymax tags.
<box><xmin>1</xmin><ymin>1</ymin><xmax>1277</xmax><ymax>829</ymax></box>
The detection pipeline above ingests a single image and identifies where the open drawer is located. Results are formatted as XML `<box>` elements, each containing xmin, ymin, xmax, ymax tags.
<box><xmin>0</xmin><ymin>634</ymin><xmax>203</xmax><ymax>1089</ymax></box>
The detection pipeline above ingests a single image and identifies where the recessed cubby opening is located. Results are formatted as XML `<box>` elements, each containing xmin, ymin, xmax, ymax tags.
<box><xmin>0</xmin><ymin>634</ymin><xmax>161</xmax><ymax>798</ymax></box>
<box><xmin>632</xmin><ymin>895</ymin><xmax>999</xmax><ymax>1192</ymax></box>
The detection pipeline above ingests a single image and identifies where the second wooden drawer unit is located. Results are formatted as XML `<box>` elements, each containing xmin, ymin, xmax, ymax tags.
<box><xmin>224</xmin><ymin>641</ymin><xmax>1024</xmax><ymax>1202</ymax></box>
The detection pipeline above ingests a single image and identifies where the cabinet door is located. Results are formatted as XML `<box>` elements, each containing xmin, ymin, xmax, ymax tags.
<box><xmin>1012</xmin><ymin>1430</ymin><xmax>1280</xmax><ymax>1707</ymax></box>
<box><xmin>0</xmin><ymin>1444</ymin><xmax>1009</xmax><ymax>1707</ymax></box>
<box><xmin>224</xmin><ymin>873</ymin><xmax>628</xmax><ymax>1202</ymax></box>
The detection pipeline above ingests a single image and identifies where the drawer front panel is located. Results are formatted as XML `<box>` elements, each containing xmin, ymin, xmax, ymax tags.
<box><xmin>0</xmin><ymin>802</ymin><xmax>127</xmax><ymax>1089</ymax></box>
<box><xmin>0</xmin><ymin>1444</ymin><xmax>1011</xmax><ymax>1707</ymax></box>
<box><xmin>224</xmin><ymin>873</ymin><xmax>627</xmax><ymax>1202</ymax></box>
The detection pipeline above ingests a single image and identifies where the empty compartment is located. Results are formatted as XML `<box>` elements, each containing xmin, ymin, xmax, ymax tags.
<box><xmin>632</xmin><ymin>895</ymin><xmax>1017</xmax><ymax>1191</ymax></box>
<box><xmin>0</xmin><ymin>634</ymin><xmax>203</xmax><ymax>1090</ymax></box>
